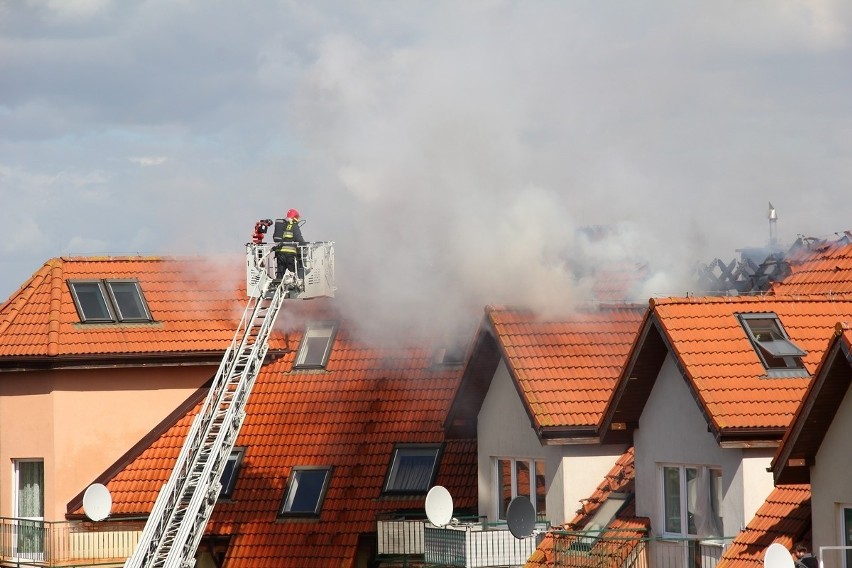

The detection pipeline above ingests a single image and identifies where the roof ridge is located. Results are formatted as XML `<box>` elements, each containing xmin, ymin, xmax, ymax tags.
<box><xmin>651</xmin><ymin>293</ymin><xmax>852</xmax><ymax>307</ymax></box>
<box><xmin>47</xmin><ymin>260</ymin><xmax>64</xmax><ymax>356</ymax></box>
<box><xmin>0</xmin><ymin>260</ymin><xmax>56</xmax><ymax>337</ymax></box>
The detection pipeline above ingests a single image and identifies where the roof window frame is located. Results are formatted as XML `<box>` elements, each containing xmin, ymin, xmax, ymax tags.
<box><xmin>293</xmin><ymin>321</ymin><xmax>338</xmax><ymax>369</ymax></box>
<box><xmin>278</xmin><ymin>465</ymin><xmax>333</xmax><ymax>518</ymax></box>
<box><xmin>382</xmin><ymin>444</ymin><xmax>442</xmax><ymax>495</ymax></box>
<box><xmin>68</xmin><ymin>279</ymin><xmax>153</xmax><ymax>323</ymax></box>
<box><xmin>737</xmin><ymin>312</ymin><xmax>808</xmax><ymax>377</ymax></box>
<box><xmin>218</xmin><ymin>446</ymin><xmax>246</xmax><ymax>501</ymax></box>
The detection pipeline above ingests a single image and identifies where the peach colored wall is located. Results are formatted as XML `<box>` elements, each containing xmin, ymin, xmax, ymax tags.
<box><xmin>0</xmin><ymin>365</ymin><xmax>215</xmax><ymax>521</ymax></box>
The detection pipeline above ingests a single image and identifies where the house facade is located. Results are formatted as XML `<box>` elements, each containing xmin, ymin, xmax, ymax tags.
<box><xmin>445</xmin><ymin>304</ymin><xmax>645</xmax><ymax>528</ymax></box>
<box><xmin>0</xmin><ymin>256</ymin><xmax>255</xmax><ymax>523</ymax></box>
<box><xmin>773</xmin><ymin>324</ymin><xmax>852</xmax><ymax>567</ymax></box>
<box><xmin>599</xmin><ymin>295</ymin><xmax>852</xmax><ymax>564</ymax></box>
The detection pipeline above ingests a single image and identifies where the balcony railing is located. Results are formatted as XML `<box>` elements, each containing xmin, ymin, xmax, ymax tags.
<box><xmin>0</xmin><ymin>517</ymin><xmax>144</xmax><ymax>567</ymax></box>
<box><xmin>377</xmin><ymin>515</ymin><xmax>550</xmax><ymax>568</ymax></box>
<box><xmin>548</xmin><ymin>528</ymin><xmax>734</xmax><ymax>568</ymax></box>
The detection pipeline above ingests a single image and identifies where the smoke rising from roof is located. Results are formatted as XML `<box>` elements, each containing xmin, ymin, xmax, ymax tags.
<box><xmin>1</xmin><ymin>1</ymin><xmax>851</xmax><ymax>335</ymax></box>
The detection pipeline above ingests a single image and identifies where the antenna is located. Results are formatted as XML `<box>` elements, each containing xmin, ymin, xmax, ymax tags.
<box><xmin>425</xmin><ymin>485</ymin><xmax>454</xmax><ymax>527</ymax></box>
<box><xmin>763</xmin><ymin>542</ymin><xmax>794</xmax><ymax>568</ymax></box>
<box><xmin>768</xmin><ymin>202</ymin><xmax>778</xmax><ymax>247</ymax></box>
<box><xmin>506</xmin><ymin>496</ymin><xmax>536</xmax><ymax>539</ymax></box>
<box><xmin>82</xmin><ymin>483</ymin><xmax>112</xmax><ymax>522</ymax></box>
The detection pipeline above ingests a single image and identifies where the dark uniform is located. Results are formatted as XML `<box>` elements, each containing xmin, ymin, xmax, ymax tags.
<box><xmin>275</xmin><ymin>217</ymin><xmax>306</xmax><ymax>279</ymax></box>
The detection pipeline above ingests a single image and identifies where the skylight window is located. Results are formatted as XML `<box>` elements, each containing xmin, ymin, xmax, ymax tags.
<box><xmin>294</xmin><ymin>322</ymin><xmax>337</xmax><ymax>369</ymax></box>
<box><xmin>738</xmin><ymin>313</ymin><xmax>807</xmax><ymax>377</ymax></box>
<box><xmin>278</xmin><ymin>466</ymin><xmax>332</xmax><ymax>517</ymax></box>
<box><xmin>432</xmin><ymin>343</ymin><xmax>466</xmax><ymax>366</ymax></box>
<box><xmin>383</xmin><ymin>445</ymin><xmax>441</xmax><ymax>494</ymax></box>
<box><xmin>68</xmin><ymin>280</ymin><xmax>152</xmax><ymax>323</ymax></box>
<box><xmin>218</xmin><ymin>447</ymin><xmax>245</xmax><ymax>500</ymax></box>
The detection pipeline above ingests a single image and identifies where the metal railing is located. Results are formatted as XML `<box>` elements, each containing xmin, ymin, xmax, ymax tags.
<box><xmin>0</xmin><ymin>517</ymin><xmax>144</xmax><ymax>567</ymax></box>
<box><xmin>548</xmin><ymin>528</ymin><xmax>734</xmax><ymax>568</ymax></box>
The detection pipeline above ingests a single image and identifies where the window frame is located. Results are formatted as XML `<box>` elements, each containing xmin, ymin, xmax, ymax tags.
<box><xmin>68</xmin><ymin>279</ymin><xmax>153</xmax><ymax>323</ymax></box>
<box><xmin>737</xmin><ymin>312</ymin><xmax>807</xmax><ymax>377</ymax></box>
<box><xmin>218</xmin><ymin>447</ymin><xmax>245</xmax><ymax>500</ymax></box>
<box><xmin>659</xmin><ymin>463</ymin><xmax>723</xmax><ymax>540</ymax></box>
<box><xmin>293</xmin><ymin>322</ymin><xmax>338</xmax><ymax>369</ymax></box>
<box><xmin>840</xmin><ymin>505</ymin><xmax>852</xmax><ymax>568</ymax></box>
<box><xmin>278</xmin><ymin>466</ymin><xmax>333</xmax><ymax>518</ymax></box>
<box><xmin>382</xmin><ymin>444</ymin><xmax>442</xmax><ymax>495</ymax></box>
<box><xmin>494</xmin><ymin>457</ymin><xmax>546</xmax><ymax>521</ymax></box>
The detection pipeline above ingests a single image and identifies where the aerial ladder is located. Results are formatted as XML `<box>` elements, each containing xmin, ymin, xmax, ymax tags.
<box><xmin>124</xmin><ymin>222</ymin><xmax>335</xmax><ymax>568</ymax></box>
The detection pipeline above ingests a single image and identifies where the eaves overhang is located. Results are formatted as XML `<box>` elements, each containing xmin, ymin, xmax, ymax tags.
<box><xmin>772</xmin><ymin>325</ymin><xmax>852</xmax><ymax>485</ymax></box>
<box><xmin>0</xmin><ymin>349</ymin><xmax>288</xmax><ymax>372</ymax></box>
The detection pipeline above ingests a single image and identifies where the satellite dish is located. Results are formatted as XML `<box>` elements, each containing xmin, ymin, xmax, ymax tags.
<box><xmin>425</xmin><ymin>485</ymin><xmax>454</xmax><ymax>527</ymax></box>
<box><xmin>82</xmin><ymin>483</ymin><xmax>112</xmax><ymax>522</ymax></box>
<box><xmin>764</xmin><ymin>543</ymin><xmax>794</xmax><ymax>568</ymax></box>
<box><xmin>506</xmin><ymin>496</ymin><xmax>536</xmax><ymax>539</ymax></box>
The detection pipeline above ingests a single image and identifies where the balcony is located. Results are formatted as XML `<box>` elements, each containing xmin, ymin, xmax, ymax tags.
<box><xmin>546</xmin><ymin>528</ymin><xmax>733</xmax><ymax>568</ymax></box>
<box><xmin>377</xmin><ymin>515</ymin><xmax>549</xmax><ymax>568</ymax></box>
<box><xmin>0</xmin><ymin>517</ymin><xmax>143</xmax><ymax>567</ymax></box>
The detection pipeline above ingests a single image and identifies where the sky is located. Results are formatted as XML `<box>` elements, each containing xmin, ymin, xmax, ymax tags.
<box><xmin>1</xmin><ymin>0</ymin><xmax>851</xmax><ymax>334</ymax></box>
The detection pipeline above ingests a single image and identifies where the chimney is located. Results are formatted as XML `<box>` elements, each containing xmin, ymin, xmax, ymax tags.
<box><xmin>768</xmin><ymin>202</ymin><xmax>777</xmax><ymax>247</ymax></box>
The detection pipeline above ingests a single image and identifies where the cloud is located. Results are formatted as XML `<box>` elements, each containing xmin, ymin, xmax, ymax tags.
<box><xmin>1</xmin><ymin>1</ymin><xmax>851</xmax><ymax>336</ymax></box>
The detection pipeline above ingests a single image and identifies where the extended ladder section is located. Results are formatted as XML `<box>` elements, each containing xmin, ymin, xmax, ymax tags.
<box><xmin>124</xmin><ymin>269</ymin><xmax>287</xmax><ymax>568</ymax></box>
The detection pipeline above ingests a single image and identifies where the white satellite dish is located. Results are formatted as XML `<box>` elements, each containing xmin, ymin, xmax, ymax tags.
<box><xmin>82</xmin><ymin>483</ymin><xmax>112</xmax><ymax>522</ymax></box>
<box><xmin>425</xmin><ymin>485</ymin><xmax>454</xmax><ymax>527</ymax></box>
<box><xmin>764</xmin><ymin>542</ymin><xmax>794</xmax><ymax>568</ymax></box>
<box><xmin>506</xmin><ymin>496</ymin><xmax>536</xmax><ymax>539</ymax></box>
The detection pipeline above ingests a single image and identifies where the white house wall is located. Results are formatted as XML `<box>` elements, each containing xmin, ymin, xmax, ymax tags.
<box><xmin>633</xmin><ymin>353</ymin><xmax>775</xmax><ymax>538</ymax></box>
<box><xmin>811</xmin><ymin>375</ymin><xmax>852</xmax><ymax>564</ymax></box>
<box><xmin>476</xmin><ymin>359</ymin><xmax>625</xmax><ymax>526</ymax></box>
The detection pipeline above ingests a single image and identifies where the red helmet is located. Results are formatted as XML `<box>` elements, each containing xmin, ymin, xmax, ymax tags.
<box><xmin>286</xmin><ymin>208</ymin><xmax>300</xmax><ymax>220</ymax></box>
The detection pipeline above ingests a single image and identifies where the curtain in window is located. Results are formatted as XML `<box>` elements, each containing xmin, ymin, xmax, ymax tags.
<box><xmin>692</xmin><ymin>468</ymin><xmax>723</xmax><ymax>538</ymax></box>
<box><xmin>393</xmin><ymin>455</ymin><xmax>435</xmax><ymax>491</ymax></box>
<box><xmin>17</xmin><ymin>461</ymin><xmax>44</xmax><ymax>518</ymax></box>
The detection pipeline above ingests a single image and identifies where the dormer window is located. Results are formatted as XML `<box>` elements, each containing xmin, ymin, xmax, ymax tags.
<box><xmin>294</xmin><ymin>322</ymin><xmax>337</xmax><ymax>369</ymax></box>
<box><xmin>68</xmin><ymin>280</ymin><xmax>152</xmax><ymax>323</ymax></box>
<box><xmin>737</xmin><ymin>313</ymin><xmax>807</xmax><ymax>377</ymax></box>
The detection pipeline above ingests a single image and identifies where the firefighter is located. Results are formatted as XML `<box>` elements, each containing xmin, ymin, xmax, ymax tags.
<box><xmin>275</xmin><ymin>209</ymin><xmax>307</xmax><ymax>280</ymax></box>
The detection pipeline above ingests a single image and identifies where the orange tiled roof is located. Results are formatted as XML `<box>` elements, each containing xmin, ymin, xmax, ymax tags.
<box><xmin>717</xmin><ymin>484</ymin><xmax>811</xmax><ymax>568</ymax></box>
<box><xmin>0</xmin><ymin>255</ymin><xmax>264</xmax><ymax>361</ymax></box>
<box><xmin>604</xmin><ymin>295</ymin><xmax>852</xmax><ymax>439</ymax></box>
<box><xmin>69</xmin><ymin>309</ymin><xmax>478</xmax><ymax>567</ymax></box>
<box><xmin>488</xmin><ymin>304</ymin><xmax>645</xmax><ymax>430</ymax></box>
<box><xmin>771</xmin><ymin>232</ymin><xmax>852</xmax><ymax>296</ymax></box>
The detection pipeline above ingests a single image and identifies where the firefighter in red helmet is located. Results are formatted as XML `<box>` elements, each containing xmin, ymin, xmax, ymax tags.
<box><xmin>274</xmin><ymin>209</ymin><xmax>307</xmax><ymax>280</ymax></box>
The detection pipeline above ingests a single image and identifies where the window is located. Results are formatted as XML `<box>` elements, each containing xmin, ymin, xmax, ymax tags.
<box><xmin>14</xmin><ymin>459</ymin><xmax>44</xmax><ymax>559</ymax></box>
<box><xmin>219</xmin><ymin>447</ymin><xmax>245</xmax><ymax>500</ymax></box>
<box><xmin>495</xmin><ymin>458</ymin><xmax>546</xmax><ymax>521</ymax></box>
<box><xmin>383</xmin><ymin>445</ymin><xmax>441</xmax><ymax>494</ymax></box>
<box><xmin>432</xmin><ymin>344</ymin><xmax>466</xmax><ymax>366</ymax></box>
<box><xmin>661</xmin><ymin>464</ymin><xmax>723</xmax><ymax>539</ymax></box>
<box><xmin>278</xmin><ymin>466</ymin><xmax>332</xmax><ymax>517</ymax></box>
<box><xmin>69</xmin><ymin>280</ymin><xmax>152</xmax><ymax>323</ymax></box>
<box><xmin>738</xmin><ymin>313</ymin><xmax>807</xmax><ymax>376</ymax></box>
<box><xmin>294</xmin><ymin>322</ymin><xmax>337</xmax><ymax>369</ymax></box>
<box><xmin>842</xmin><ymin>506</ymin><xmax>852</xmax><ymax>567</ymax></box>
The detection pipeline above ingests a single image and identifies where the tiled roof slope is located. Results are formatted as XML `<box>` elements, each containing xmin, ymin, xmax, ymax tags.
<box><xmin>525</xmin><ymin>448</ymin><xmax>649</xmax><ymax>568</ymax></box>
<box><xmin>717</xmin><ymin>484</ymin><xmax>811</xmax><ymax>568</ymax></box>
<box><xmin>604</xmin><ymin>296</ymin><xmax>852</xmax><ymax>439</ymax></box>
<box><xmin>488</xmin><ymin>304</ymin><xmax>645</xmax><ymax>430</ymax></box>
<box><xmin>771</xmin><ymin>232</ymin><xmax>852</xmax><ymax>296</ymax></box>
<box><xmin>772</xmin><ymin>325</ymin><xmax>852</xmax><ymax>484</ymax></box>
<box><xmin>0</xmin><ymin>255</ymin><xmax>268</xmax><ymax>360</ymax></box>
<box><xmin>71</xmin><ymin>308</ymin><xmax>478</xmax><ymax>567</ymax></box>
